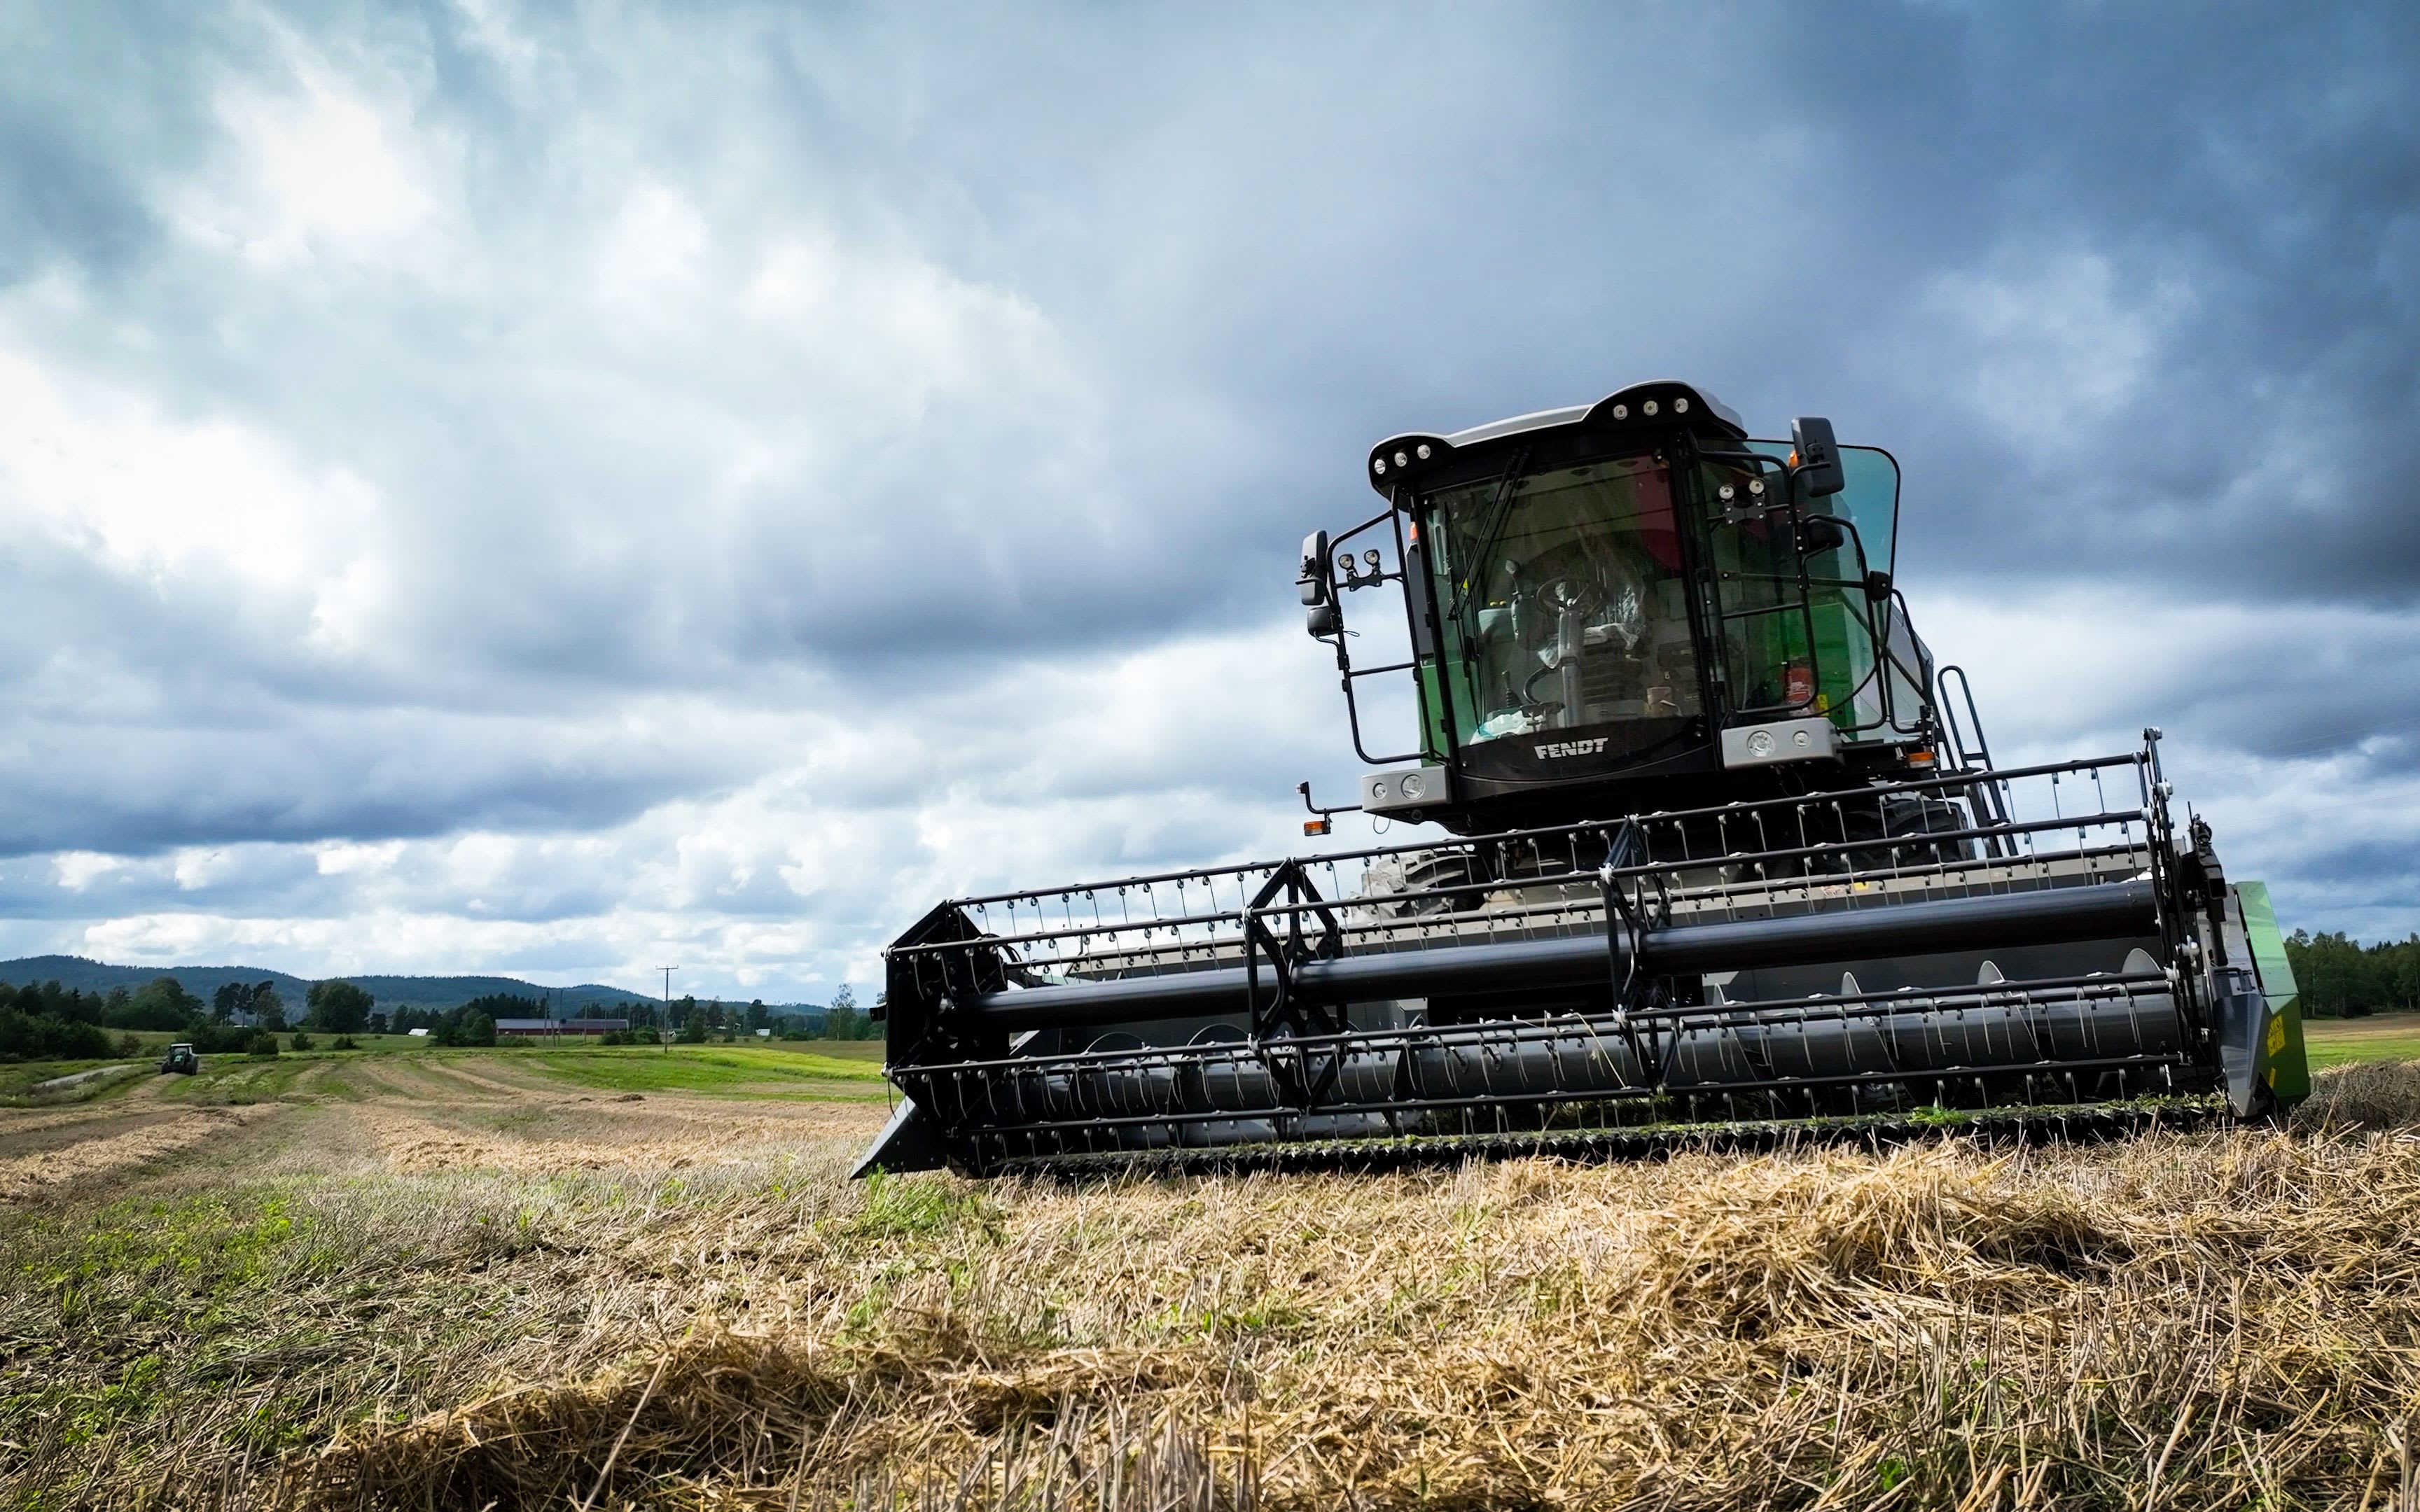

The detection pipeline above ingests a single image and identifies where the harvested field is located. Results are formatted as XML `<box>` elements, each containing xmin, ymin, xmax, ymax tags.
<box><xmin>0</xmin><ymin>1100</ymin><xmax>281</xmax><ymax>1203</ymax></box>
<box><xmin>1</xmin><ymin>1051</ymin><xmax>2417</xmax><ymax>1509</ymax></box>
<box><xmin>352</xmin><ymin>1095</ymin><xmax>882</xmax><ymax>1175</ymax></box>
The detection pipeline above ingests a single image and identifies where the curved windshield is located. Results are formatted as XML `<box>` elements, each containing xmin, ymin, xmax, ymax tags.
<box><xmin>1423</xmin><ymin>453</ymin><xmax>1702</xmax><ymax>748</ymax></box>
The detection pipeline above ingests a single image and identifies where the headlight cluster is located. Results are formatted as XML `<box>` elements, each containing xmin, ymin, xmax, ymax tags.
<box><xmin>1608</xmin><ymin>393</ymin><xmax>1690</xmax><ymax>422</ymax></box>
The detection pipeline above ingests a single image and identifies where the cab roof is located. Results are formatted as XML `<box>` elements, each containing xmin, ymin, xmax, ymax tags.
<box><xmin>1367</xmin><ymin>379</ymin><xmax>1745</xmax><ymax>496</ymax></box>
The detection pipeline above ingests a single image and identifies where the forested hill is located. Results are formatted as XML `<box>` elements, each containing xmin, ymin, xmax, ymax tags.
<box><xmin>310</xmin><ymin>976</ymin><xmax>658</xmax><ymax>1014</ymax></box>
<box><xmin>0</xmin><ymin>956</ymin><xmax>312</xmax><ymax>1002</ymax></box>
<box><xmin>0</xmin><ymin>955</ymin><xmax>659</xmax><ymax>1014</ymax></box>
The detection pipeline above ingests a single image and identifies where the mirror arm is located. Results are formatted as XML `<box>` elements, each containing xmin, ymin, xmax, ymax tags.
<box><xmin>1299</xmin><ymin>780</ymin><xmax>1362</xmax><ymax>818</ymax></box>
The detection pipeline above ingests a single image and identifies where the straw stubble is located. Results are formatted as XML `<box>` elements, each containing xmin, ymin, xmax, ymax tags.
<box><xmin>6</xmin><ymin>1064</ymin><xmax>2418</xmax><ymax>1510</ymax></box>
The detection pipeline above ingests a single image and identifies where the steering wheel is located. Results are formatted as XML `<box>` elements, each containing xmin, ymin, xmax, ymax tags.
<box><xmin>1513</xmin><ymin>574</ymin><xmax>1601</xmax><ymax>709</ymax></box>
<box><xmin>1517</xmin><ymin>669</ymin><xmax>1566</xmax><ymax>715</ymax></box>
<box><xmin>1533</xmin><ymin>575</ymin><xmax>1604</xmax><ymax>620</ymax></box>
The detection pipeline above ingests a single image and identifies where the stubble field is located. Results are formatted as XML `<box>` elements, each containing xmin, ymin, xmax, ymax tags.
<box><xmin>4</xmin><ymin>1033</ymin><xmax>2419</xmax><ymax>1511</ymax></box>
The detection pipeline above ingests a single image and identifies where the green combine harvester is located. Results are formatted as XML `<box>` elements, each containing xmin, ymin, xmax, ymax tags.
<box><xmin>860</xmin><ymin>381</ymin><xmax>2308</xmax><ymax>1177</ymax></box>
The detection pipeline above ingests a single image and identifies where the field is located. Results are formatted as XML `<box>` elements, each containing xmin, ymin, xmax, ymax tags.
<box><xmin>4</xmin><ymin>1040</ymin><xmax>2420</xmax><ymax>1510</ymax></box>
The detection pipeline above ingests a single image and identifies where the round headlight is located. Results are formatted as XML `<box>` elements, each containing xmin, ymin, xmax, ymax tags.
<box><xmin>1642</xmin><ymin>400</ymin><xmax>1659</xmax><ymax>416</ymax></box>
<box><xmin>1373</xmin><ymin>458</ymin><xmax>1386</xmax><ymax>475</ymax></box>
<box><xmin>1673</xmin><ymin>396</ymin><xmax>1690</xmax><ymax>414</ymax></box>
<box><xmin>1718</xmin><ymin>484</ymin><xmax>1736</xmax><ymax>502</ymax></box>
<box><xmin>1394</xmin><ymin>451</ymin><xmax>1409</xmax><ymax>468</ymax></box>
<box><xmin>1748</xmin><ymin>478</ymin><xmax>1765</xmax><ymax>496</ymax></box>
<box><xmin>1416</xmin><ymin>443</ymin><xmax>1432</xmax><ymax>460</ymax></box>
<box><xmin>1400</xmin><ymin>774</ymin><xmax>1425</xmax><ymax>799</ymax></box>
<box><xmin>1746</xmin><ymin>729</ymin><xmax>1776</xmax><ymax>758</ymax></box>
<box><xmin>1610</xmin><ymin>404</ymin><xmax>1628</xmax><ymax>420</ymax></box>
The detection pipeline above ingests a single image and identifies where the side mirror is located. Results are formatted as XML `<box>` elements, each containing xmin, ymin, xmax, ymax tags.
<box><xmin>1299</xmin><ymin>530</ymin><xmax>1340</xmax><ymax>637</ymax></box>
<box><xmin>1298</xmin><ymin>531</ymin><xmax>1332</xmax><ymax>606</ymax></box>
<box><xmin>1790</xmin><ymin>416</ymin><xmax>1845</xmax><ymax>500</ymax></box>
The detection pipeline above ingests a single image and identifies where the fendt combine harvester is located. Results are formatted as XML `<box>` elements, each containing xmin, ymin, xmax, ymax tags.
<box><xmin>859</xmin><ymin>381</ymin><xmax>2309</xmax><ymax>1177</ymax></box>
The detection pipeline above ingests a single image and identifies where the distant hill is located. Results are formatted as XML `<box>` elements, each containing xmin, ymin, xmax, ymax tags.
<box><xmin>0</xmin><ymin>955</ymin><xmax>313</xmax><ymax>1002</ymax></box>
<box><xmin>0</xmin><ymin>955</ymin><xmax>749</xmax><ymax>1014</ymax></box>
<box><xmin>327</xmin><ymin>976</ymin><xmax>661</xmax><ymax>1014</ymax></box>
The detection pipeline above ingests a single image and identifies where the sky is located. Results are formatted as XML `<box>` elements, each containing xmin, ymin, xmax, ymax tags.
<box><xmin>1</xmin><ymin>1</ymin><xmax>2415</xmax><ymax>1001</ymax></box>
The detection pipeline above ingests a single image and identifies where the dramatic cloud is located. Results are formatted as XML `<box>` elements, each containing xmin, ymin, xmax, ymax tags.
<box><xmin>0</xmin><ymin>1</ymin><xmax>2414</xmax><ymax>997</ymax></box>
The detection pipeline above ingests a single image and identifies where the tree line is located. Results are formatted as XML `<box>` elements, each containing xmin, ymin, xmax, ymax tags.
<box><xmin>589</xmin><ymin>990</ymin><xmax>874</xmax><ymax>1041</ymax></box>
<box><xmin>0</xmin><ymin>975</ymin><xmax>381</xmax><ymax>1061</ymax></box>
<box><xmin>4</xmin><ymin>969</ymin><xmax>881</xmax><ymax>1063</ymax></box>
<box><xmin>2284</xmin><ymin>931</ymin><xmax>2420</xmax><ymax>1018</ymax></box>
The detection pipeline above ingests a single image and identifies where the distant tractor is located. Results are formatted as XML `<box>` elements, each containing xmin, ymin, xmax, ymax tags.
<box><xmin>158</xmin><ymin>1042</ymin><xmax>199</xmax><ymax>1076</ymax></box>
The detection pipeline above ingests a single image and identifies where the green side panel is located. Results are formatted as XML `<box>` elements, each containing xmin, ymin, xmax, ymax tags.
<box><xmin>2237</xmin><ymin>880</ymin><xmax>2311</xmax><ymax>1104</ymax></box>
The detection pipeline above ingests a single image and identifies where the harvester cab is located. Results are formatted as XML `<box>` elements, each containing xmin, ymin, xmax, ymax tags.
<box><xmin>858</xmin><ymin>382</ymin><xmax>2310</xmax><ymax>1180</ymax></box>
<box><xmin>1299</xmin><ymin>382</ymin><xmax>1932</xmax><ymax>836</ymax></box>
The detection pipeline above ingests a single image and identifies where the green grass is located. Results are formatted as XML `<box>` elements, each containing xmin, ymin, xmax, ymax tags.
<box><xmin>2302</xmin><ymin>1011</ymin><xmax>2420</xmax><ymax>1069</ymax></box>
<box><xmin>648</xmin><ymin>1036</ymin><xmax>886</xmax><ymax>1060</ymax></box>
<box><xmin>277</xmin><ymin>1032</ymin><xmax>468</xmax><ymax>1054</ymax></box>
<box><xmin>762</xmin><ymin>1037</ymin><xmax>885</xmax><ymax>1061</ymax></box>
<box><xmin>1</xmin><ymin>1059</ymin><xmax>107</xmax><ymax>1099</ymax></box>
<box><xmin>158</xmin><ymin>1054</ymin><xmax>319</xmax><ymax>1106</ymax></box>
<box><xmin>302</xmin><ymin>1032</ymin><xmax>407</xmax><ymax>1053</ymax></box>
<box><xmin>510</xmin><ymin>1044</ymin><xmax>889</xmax><ymax>1098</ymax></box>
<box><xmin>0</xmin><ymin>1124</ymin><xmax>650</xmax><ymax>1505</ymax></box>
<box><xmin>0</xmin><ymin>1060</ymin><xmax>153</xmax><ymax>1107</ymax></box>
<box><xmin>4</xmin><ymin>1040</ymin><xmax>895</xmax><ymax>1111</ymax></box>
<box><xmin>3</xmin><ymin>1034</ymin><xmax>473</xmax><ymax>1101</ymax></box>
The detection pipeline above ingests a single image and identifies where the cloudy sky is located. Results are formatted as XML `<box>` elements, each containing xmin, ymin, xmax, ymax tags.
<box><xmin>1</xmin><ymin>1</ymin><xmax>2414</xmax><ymax>1000</ymax></box>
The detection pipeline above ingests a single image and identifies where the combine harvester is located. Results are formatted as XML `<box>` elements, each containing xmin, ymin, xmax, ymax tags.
<box><xmin>859</xmin><ymin>382</ymin><xmax>2308</xmax><ymax>1177</ymax></box>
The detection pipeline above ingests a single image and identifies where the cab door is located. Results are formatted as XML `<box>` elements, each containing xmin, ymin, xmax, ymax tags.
<box><xmin>1697</xmin><ymin>454</ymin><xmax>1823</xmax><ymax>724</ymax></box>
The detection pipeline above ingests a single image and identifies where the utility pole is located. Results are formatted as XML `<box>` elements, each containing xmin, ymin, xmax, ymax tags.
<box><xmin>658</xmin><ymin>965</ymin><xmax>676</xmax><ymax>1054</ymax></box>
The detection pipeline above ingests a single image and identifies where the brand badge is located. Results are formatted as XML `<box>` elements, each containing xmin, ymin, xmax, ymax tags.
<box><xmin>1533</xmin><ymin>738</ymin><xmax>1611</xmax><ymax>760</ymax></box>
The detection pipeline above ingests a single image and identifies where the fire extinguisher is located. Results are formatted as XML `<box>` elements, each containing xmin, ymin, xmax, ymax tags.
<box><xmin>1784</xmin><ymin>659</ymin><xmax>1815</xmax><ymax>708</ymax></box>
